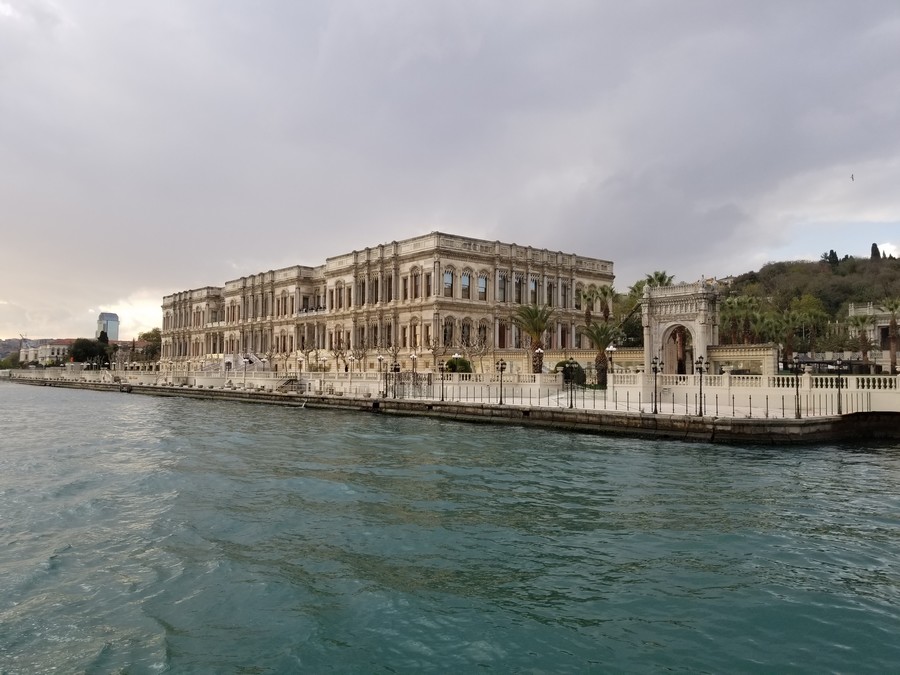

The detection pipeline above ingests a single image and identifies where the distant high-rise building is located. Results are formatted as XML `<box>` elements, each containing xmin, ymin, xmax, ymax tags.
<box><xmin>96</xmin><ymin>312</ymin><xmax>120</xmax><ymax>341</ymax></box>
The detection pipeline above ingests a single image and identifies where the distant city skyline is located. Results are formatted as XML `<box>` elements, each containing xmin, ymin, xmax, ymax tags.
<box><xmin>2</xmin><ymin>2</ymin><xmax>898</xmax><ymax>340</ymax></box>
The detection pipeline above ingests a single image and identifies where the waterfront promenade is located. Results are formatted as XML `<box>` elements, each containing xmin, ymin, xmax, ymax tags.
<box><xmin>6</xmin><ymin>367</ymin><xmax>900</xmax><ymax>444</ymax></box>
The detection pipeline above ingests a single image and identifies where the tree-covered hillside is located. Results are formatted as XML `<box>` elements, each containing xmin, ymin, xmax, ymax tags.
<box><xmin>728</xmin><ymin>252</ymin><xmax>900</xmax><ymax>318</ymax></box>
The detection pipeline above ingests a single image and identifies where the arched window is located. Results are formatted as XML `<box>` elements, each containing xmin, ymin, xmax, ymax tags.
<box><xmin>478</xmin><ymin>275</ymin><xmax>488</xmax><ymax>301</ymax></box>
<box><xmin>443</xmin><ymin>317</ymin><xmax>455</xmax><ymax>346</ymax></box>
<box><xmin>477</xmin><ymin>321</ymin><xmax>488</xmax><ymax>345</ymax></box>
<box><xmin>460</xmin><ymin>319</ymin><xmax>472</xmax><ymax>346</ymax></box>
<box><xmin>461</xmin><ymin>271</ymin><xmax>471</xmax><ymax>299</ymax></box>
<box><xmin>444</xmin><ymin>270</ymin><xmax>454</xmax><ymax>298</ymax></box>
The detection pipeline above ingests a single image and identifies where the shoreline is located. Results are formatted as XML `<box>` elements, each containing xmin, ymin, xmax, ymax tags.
<box><xmin>7</xmin><ymin>377</ymin><xmax>898</xmax><ymax>445</ymax></box>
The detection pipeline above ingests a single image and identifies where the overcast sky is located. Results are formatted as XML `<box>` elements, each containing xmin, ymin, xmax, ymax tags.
<box><xmin>2</xmin><ymin>1</ymin><xmax>899</xmax><ymax>340</ymax></box>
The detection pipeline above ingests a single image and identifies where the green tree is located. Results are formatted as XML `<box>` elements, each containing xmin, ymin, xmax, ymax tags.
<box><xmin>578</xmin><ymin>287</ymin><xmax>601</xmax><ymax>325</ymax></box>
<box><xmin>139</xmin><ymin>328</ymin><xmax>162</xmax><ymax>361</ymax></box>
<box><xmin>578</xmin><ymin>322</ymin><xmax>618</xmax><ymax>389</ymax></box>
<box><xmin>848</xmin><ymin>314</ymin><xmax>875</xmax><ymax>367</ymax></box>
<box><xmin>596</xmin><ymin>285</ymin><xmax>617</xmax><ymax>323</ymax></box>
<box><xmin>645</xmin><ymin>270</ymin><xmax>675</xmax><ymax>287</ymax></box>
<box><xmin>70</xmin><ymin>338</ymin><xmax>104</xmax><ymax>363</ymax></box>
<box><xmin>0</xmin><ymin>352</ymin><xmax>21</xmax><ymax>369</ymax></box>
<box><xmin>880</xmin><ymin>298</ymin><xmax>900</xmax><ymax>374</ymax></box>
<box><xmin>512</xmin><ymin>304</ymin><xmax>554</xmax><ymax>373</ymax></box>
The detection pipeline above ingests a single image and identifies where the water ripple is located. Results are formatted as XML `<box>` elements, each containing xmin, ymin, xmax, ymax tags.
<box><xmin>1</xmin><ymin>382</ymin><xmax>899</xmax><ymax>673</ymax></box>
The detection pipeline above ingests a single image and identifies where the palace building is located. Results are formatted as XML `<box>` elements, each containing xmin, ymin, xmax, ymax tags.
<box><xmin>160</xmin><ymin>231</ymin><xmax>614</xmax><ymax>372</ymax></box>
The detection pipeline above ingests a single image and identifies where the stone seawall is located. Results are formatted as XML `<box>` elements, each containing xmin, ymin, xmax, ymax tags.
<box><xmin>10</xmin><ymin>378</ymin><xmax>898</xmax><ymax>445</ymax></box>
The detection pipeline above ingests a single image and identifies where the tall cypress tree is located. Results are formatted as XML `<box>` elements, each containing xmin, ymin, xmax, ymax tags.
<box><xmin>871</xmin><ymin>243</ymin><xmax>881</xmax><ymax>260</ymax></box>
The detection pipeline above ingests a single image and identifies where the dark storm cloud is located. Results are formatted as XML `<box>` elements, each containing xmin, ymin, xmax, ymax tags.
<box><xmin>1</xmin><ymin>0</ymin><xmax>898</xmax><ymax>337</ymax></box>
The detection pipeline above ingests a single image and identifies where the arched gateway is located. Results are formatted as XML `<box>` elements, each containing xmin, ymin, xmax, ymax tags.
<box><xmin>641</xmin><ymin>281</ymin><xmax>719</xmax><ymax>374</ymax></box>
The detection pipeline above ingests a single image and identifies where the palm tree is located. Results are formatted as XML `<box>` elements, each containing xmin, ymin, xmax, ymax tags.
<box><xmin>579</xmin><ymin>322</ymin><xmax>618</xmax><ymax>389</ymax></box>
<box><xmin>578</xmin><ymin>287</ymin><xmax>601</xmax><ymax>325</ymax></box>
<box><xmin>645</xmin><ymin>270</ymin><xmax>674</xmax><ymax>287</ymax></box>
<box><xmin>880</xmin><ymin>298</ymin><xmax>900</xmax><ymax>374</ymax></box>
<box><xmin>596</xmin><ymin>285</ymin><xmax>617</xmax><ymax>323</ymax></box>
<box><xmin>848</xmin><ymin>314</ymin><xmax>875</xmax><ymax>368</ymax></box>
<box><xmin>512</xmin><ymin>304</ymin><xmax>554</xmax><ymax>373</ymax></box>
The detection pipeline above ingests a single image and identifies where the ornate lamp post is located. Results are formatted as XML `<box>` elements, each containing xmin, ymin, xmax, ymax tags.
<box><xmin>377</xmin><ymin>354</ymin><xmax>384</xmax><ymax>397</ymax></box>
<box><xmin>605</xmin><ymin>344</ymin><xmax>616</xmax><ymax>389</ymax></box>
<box><xmin>567</xmin><ymin>356</ymin><xmax>576</xmax><ymax>409</ymax></box>
<box><xmin>651</xmin><ymin>356</ymin><xmax>664</xmax><ymax>414</ymax></box>
<box><xmin>438</xmin><ymin>360</ymin><xmax>445</xmax><ymax>401</ymax></box>
<box><xmin>835</xmin><ymin>357</ymin><xmax>843</xmax><ymax>415</ymax></box>
<box><xmin>391</xmin><ymin>361</ymin><xmax>400</xmax><ymax>398</ymax></box>
<box><xmin>242</xmin><ymin>356</ymin><xmax>249</xmax><ymax>388</ymax></box>
<box><xmin>496</xmin><ymin>358</ymin><xmax>506</xmax><ymax>405</ymax></box>
<box><xmin>793</xmin><ymin>355</ymin><xmax>802</xmax><ymax>419</ymax></box>
<box><xmin>695</xmin><ymin>355</ymin><xmax>707</xmax><ymax>416</ymax></box>
<box><xmin>534</xmin><ymin>347</ymin><xmax>543</xmax><ymax>374</ymax></box>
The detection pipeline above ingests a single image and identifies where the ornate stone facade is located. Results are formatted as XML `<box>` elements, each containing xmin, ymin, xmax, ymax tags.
<box><xmin>642</xmin><ymin>281</ymin><xmax>720</xmax><ymax>374</ymax></box>
<box><xmin>161</xmin><ymin>232</ymin><xmax>614</xmax><ymax>373</ymax></box>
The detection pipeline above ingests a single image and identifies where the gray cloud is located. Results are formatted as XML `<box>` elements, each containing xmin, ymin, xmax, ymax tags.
<box><xmin>2</xmin><ymin>1</ymin><xmax>899</xmax><ymax>338</ymax></box>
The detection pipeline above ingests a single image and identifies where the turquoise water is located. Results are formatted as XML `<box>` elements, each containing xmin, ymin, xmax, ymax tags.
<box><xmin>1</xmin><ymin>382</ymin><xmax>898</xmax><ymax>673</ymax></box>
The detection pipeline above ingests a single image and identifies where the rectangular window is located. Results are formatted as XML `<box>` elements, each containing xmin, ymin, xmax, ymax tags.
<box><xmin>529</xmin><ymin>279</ymin><xmax>538</xmax><ymax>304</ymax></box>
<box><xmin>478</xmin><ymin>277</ymin><xmax>487</xmax><ymax>301</ymax></box>
<box><xmin>515</xmin><ymin>278</ymin><xmax>523</xmax><ymax>304</ymax></box>
<box><xmin>403</xmin><ymin>278</ymin><xmax>409</xmax><ymax>301</ymax></box>
<box><xmin>413</xmin><ymin>274</ymin><xmax>420</xmax><ymax>298</ymax></box>
<box><xmin>461</xmin><ymin>273</ymin><xmax>470</xmax><ymax>299</ymax></box>
<box><xmin>498</xmin><ymin>276</ymin><xmax>506</xmax><ymax>302</ymax></box>
<box><xmin>444</xmin><ymin>271</ymin><xmax>453</xmax><ymax>297</ymax></box>
<box><xmin>401</xmin><ymin>327</ymin><xmax>408</xmax><ymax>348</ymax></box>
<box><xmin>425</xmin><ymin>273</ymin><xmax>432</xmax><ymax>296</ymax></box>
<box><xmin>546</xmin><ymin>283</ymin><xmax>554</xmax><ymax>307</ymax></box>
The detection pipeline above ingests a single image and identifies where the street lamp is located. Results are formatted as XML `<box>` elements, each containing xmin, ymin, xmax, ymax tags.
<box><xmin>792</xmin><ymin>355</ymin><xmax>802</xmax><ymax>419</ymax></box>
<box><xmin>438</xmin><ymin>360</ymin><xmax>445</xmax><ymax>401</ymax></box>
<box><xmin>605</xmin><ymin>344</ymin><xmax>616</xmax><ymax>389</ymax></box>
<box><xmin>695</xmin><ymin>355</ymin><xmax>707</xmax><ymax>416</ymax></box>
<box><xmin>567</xmin><ymin>357</ymin><xmax>576</xmax><ymax>409</ymax></box>
<box><xmin>651</xmin><ymin>356</ymin><xmax>664</xmax><ymax>414</ymax></box>
<box><xmin>534</xmin><ymin>346</ymin><xmax>544</xmax><ymax>373</ymax></box>
<box><xmin>242</xmin><ymin>355</ymin><xmax>250</xmax><ymax>388</ymax></box>
<box><xmin>377</xmin><ymin>354</ymin><xmax>385</xmax><ymax>396</ymax></box>
<box><xmin>391</xmin><ymin>361</ymin><xmax>400</xmax><ymax>398</ymax></box>
<box><xmin>496</xmin><ymin>358</ymin><xmax>506</xmax><ymax>404</ymax></box>
<box><xmin>835</xmin><ymin>357</ymin><xmax>843</xmax><ymax>415</ymax></box>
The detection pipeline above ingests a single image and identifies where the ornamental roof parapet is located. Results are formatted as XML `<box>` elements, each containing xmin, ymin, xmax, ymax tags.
<box><xmin>647</xmin><ymin>280</ymin><xmax>719</xmax><ymax>299</ymax></box>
